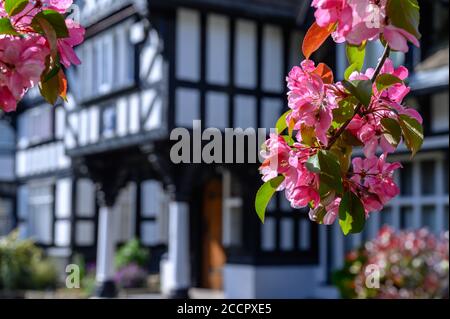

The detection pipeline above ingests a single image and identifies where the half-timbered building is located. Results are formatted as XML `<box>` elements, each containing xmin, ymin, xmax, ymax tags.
<box><xmin>1</xmin><ymin>0</ymin><xmax>448</xmax><ymax>298</ymax></box>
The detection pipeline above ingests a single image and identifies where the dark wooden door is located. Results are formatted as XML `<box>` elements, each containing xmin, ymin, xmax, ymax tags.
<box><xmin>202</xmin><ymin>179</ymin><xmax>226</xmax><ymax>290</ymax></box>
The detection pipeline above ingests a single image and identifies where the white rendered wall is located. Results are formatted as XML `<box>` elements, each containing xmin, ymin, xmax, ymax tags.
<box><xmin>224</xmin><ymin>265</ymin><xmax>329</xmax><ymax>299</ymax></box>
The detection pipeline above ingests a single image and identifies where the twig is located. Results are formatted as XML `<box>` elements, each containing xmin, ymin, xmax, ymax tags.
<box><xmin>326</xmin><ymin>44</ymin><xmax>391</xmax><ymax>150</ymax></box>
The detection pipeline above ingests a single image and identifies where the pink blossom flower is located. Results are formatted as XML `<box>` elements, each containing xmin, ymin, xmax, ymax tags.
<box><xmin>350</xmin><ymin>154</ymin><xmax>401</xmax><ymax>214</ymax></box>
<box><xmin>259</xmin><ymin>135</ymin><xmax>322</xmax><ymax>210</ymax></box>
<box><xmin>288</xmin><ymin>185</ymin><xmax>320</xmax><ymax>209</ymax></box>
<box><xmin>345</xmin><ymin>59</ymin><xmax>422</xmax><ymax>157</ymax></box>
<box><xmin>43</xmin><ymin>0</ymin><xmax>74</xmax><ymax>13</ymax></box>
<box><xmin>0</xmin><ymin>0</ymin><xmax>82</xmax><ymax>110</ymax></box>
<box><xmin>259</xmin><ymin>134</ymin><xmax>292</xmax><ymax>183</ymax></box>
<box><xmin>347</xmin><ymin>114</ymin><xmax>395</xmax><ymax>158</ymax></box>
<box><xmin>17</xmin><ymin>0</ymin><xmax>73</xmax><ymax>16</ymax></box>
<box><xmin>383</xmin><ymin>24</ymin><xmax>420</xmax><ymax>52</ymax></box>
<box><xmin>283</xmin><ymin>146</ymin><xmax>321</xmax><ymax>209</ymax></box>
<box><xmin>312</xmin><ymin>0</ymin><xmax>353</xmax><ymax>41</ymax></box>
<box><xmin>0</xmin><ymin>86</ymin><xmax>17</xmax><ymax>112</ymax></box>
<box><xmin>287</xmin><ymin>60</ymin><xmax>337</xmax><ymax>145</ymax></box>
<box><xmin>0</xmin><ymin>37</ymin><xmax>48</xmax><ymax>100</ymax></box>
<box><xmin>309</xmin><ymin>196</ymin><xmax>341</xmax><ymax>225</ymax></box>
<box><xmin>311</xmin><ymin>0</ymin><xmax>420</xmax><ymax>52</ymax></box>
<box><xmin>341</xmin><ymin>0</ymin><xmax>384</xmax><ymax>45</ymax></box>
<box><xmin>58</xmin><ymin>19</ymin><xmax>85</xmax><ymax>68</ymax></box>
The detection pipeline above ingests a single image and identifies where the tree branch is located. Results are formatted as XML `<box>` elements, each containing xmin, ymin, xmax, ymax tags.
<box><xmin>326</xmin><ymin>44</ymin><xmax>391</xmax><ymax>150</ymax></box>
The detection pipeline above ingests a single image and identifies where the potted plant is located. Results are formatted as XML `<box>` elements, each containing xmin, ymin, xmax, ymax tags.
<box><xmin>114</xmin><ymin>239</ymin><xmax>151</xmax><ymax>296</ymax></box>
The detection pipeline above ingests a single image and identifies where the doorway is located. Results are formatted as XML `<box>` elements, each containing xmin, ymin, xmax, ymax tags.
<box><xmin>201</xmin><ymin>179</ymin><xmax>226</xmax><ymax>290</ymax></box>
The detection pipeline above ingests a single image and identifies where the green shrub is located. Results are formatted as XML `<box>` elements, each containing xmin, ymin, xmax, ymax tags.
<box><xmin>71</xmin><ymin>253</ymin><xmax>96</xmax><ymax>297</ymax></box>
<box><xmin>115</xmin><ymin>239</ymin><xmax>149</xmax><ymax>269</ymax></box>
<box><xmin>31</xmin><ymin>259</ymin><xmax>58</xmax><ymax>290</ymax></box>
<box><xmin>0</xmin><ymin>230</ymin><xmax>58</xmax><ymax>292</ymax></box>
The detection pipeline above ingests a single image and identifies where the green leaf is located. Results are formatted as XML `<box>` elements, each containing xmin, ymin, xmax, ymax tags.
<box><xmin>333</xmin><ymin>96</ymin><xmax>358</xmax><ymax>123</ymax></box>
<box><xmin>32</xmin><ymin>12</ymin><xmax>59</xmax><ymax>59</ymax></box>
<box><xmin>387</xmin><ymin>0</ymin><xmax>421</xmax><ymax>40</ymax></box>
<box><xmin>342</xmin><ymin>130</ymin><xmax>363</xmax><ymax>147</ymax></box>
<box><xmin>39</xmin><ymin>71</ymin><xmax>60</xmax><ymax>105</ymax></box>
<box><xmin>4</xmin><ymin>0</ymin><xmax>29</xmax><ymax>16</ymax></box>
<box><xmin>376</xmin><ymin>74</ymin><xmax>403</xmax><ymax>93</ymax></box>
<box><xmin>306</xmin><ymin>154</ymin><xmax>320</xmax><ymax>173</ymax></box>
<box><xmin>319</xmin><ymin>182</ymin><xmax>332</xmax><ymax>199</ymax></box>
<box><xmin>318</xmin><ymin>150</ymin><xmax>343</xmax><ymax>194</ymax></box>
<box><xmin>381</xmin><ymin>117</ymin><xmax>402</xmax><ymax>147</ymax></box>
<box><xmin>281</xmin><ymin>135</ymin><xmax>295</xmax><ymax>146</ymax></box>
<box><xmin>255</xmin><ymin>175</ymin><xmax>285</xmax><ymax>223</ymax></box>
<box><xmin>309</xmin><ymin>204</ymin><xmax>327</xmax><ymax>224</ymax></box>
<box><xmin>42</xmin><ymin>62</ymin><xmax>61</xmax><ymax>83</ymax></box>
<box><xmin>275</xmin><ymin>110</ymin><xmax>292</xmax><ymax>134</ymax></box>
<box><xmin>344</xmin><ymin>64</ymin><xmax>360</xmax><ymax>81</ymax></box>
<box><xmin>0</xmin><ymin>18</ymin><xmax>20</xmax><ymax>35</ymax></box>
<box><xmin>345</xmin><ymin>43</ymin><xmax>366</xmax><ymax>80</ymax></box>
<box><xmin>339</xmin><ymin>191</ymin><xmax>366</xmax><ymax>235</ymax></box>
<box><xmin>32</xmin><ymin>10</ymin><xmax>69</xmax><ymax>39</ymax></box>
<box><xmin>398</xmin><ymin>114</ymin><xmax>423</xmax><ymax>157</ymax></box>
<box><xmin>330</xmin><ymin>137</ymin><xmax>353</xmax><ymax>174</ymax></box>
<box><xmin>342</xmin><ymin>80</ymin><xmax>373</xmax><ymax>107</ymax></box>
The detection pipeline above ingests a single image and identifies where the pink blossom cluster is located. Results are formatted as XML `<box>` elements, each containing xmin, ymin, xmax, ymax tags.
<box><xmin>260</xmin><ymin>58</ymin><xmax>415</xmax><ymax>223</ymax></box>
<box><xmin>286</xmin><ymin>60</ymin><xmax>336</xmax><ymax>145</ymax></box>
<box><xmin>349</xmin><ymin>154</ymin><xmax>400</xmax><ymax>214</ymax></box>
<box><xmin>347</xmin><ymin>59</ymin><xmax>422</xmax><ymax>158</ymax></box>
<box><xmin>0</xmin><ymin>0</ymin><xmax>85</xmax><ymax>112</ymax></box>
<box><xmin>260</xmin><ymin>134</ymin><xmax>320</xmax><ymax>209</ymax></box>
<box><xmin>311</xmin><ymin>0</ymin><xmax>420</xmax><ymax>52</ymax></box>
<box><xmin>347</xmin><ymin>227</ymin><xmax>449</xmax><ymax>298</ymax></box>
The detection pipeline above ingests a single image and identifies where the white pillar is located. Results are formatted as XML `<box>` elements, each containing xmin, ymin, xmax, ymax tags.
<box><xmin>95</xmin><ymin>206</ymin><xmax>117</xmax><ymax>297</ymax></box>
<box><xmin>166</xmin><ymin>201</ymin><xmax>190</xmax><ymax>297</ymax></box>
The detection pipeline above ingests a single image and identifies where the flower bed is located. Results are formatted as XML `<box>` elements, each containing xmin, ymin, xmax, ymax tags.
<box><xmin>333</xmin><ymin>226</ymin><xmax>449</xmax><ymax>298</ymax></box>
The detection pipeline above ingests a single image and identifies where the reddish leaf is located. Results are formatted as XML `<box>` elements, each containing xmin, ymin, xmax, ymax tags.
<box><xmin>58</xmin><ymin>70</ymin><xmax>68</xmax><ymax>101</ymax></box>
<box><xmin>33</xmin><ymin>13</ymin><xmax>58</xmax><ymax>58</ymax></box>
<box><xmin>302</xmin><ymin>22</ymin><xmax>335</xmax><ymax>59</ymax></box>
<box><xmin>313</xmin><ymin>63</ymin><xmax>334</xmax><ymax>84</ymax></box>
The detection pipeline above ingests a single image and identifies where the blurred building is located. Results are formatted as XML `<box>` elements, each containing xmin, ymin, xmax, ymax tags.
<box><xmin>0</xmin><ymin>0</ymin><xmax>448</xmax><ymax>298</ymax></box>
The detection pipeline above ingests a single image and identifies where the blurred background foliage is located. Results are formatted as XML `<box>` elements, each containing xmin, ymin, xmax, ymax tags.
<box><xmin>0</xmin><ymin>231</ymin><xmax>58</xmax><ymax>296</ymax></box>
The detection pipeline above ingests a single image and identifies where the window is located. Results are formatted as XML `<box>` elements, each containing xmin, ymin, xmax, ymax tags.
<box><xmin>176</xmin><ymin>9</ymin><xmax>200</xmax><ymax>82</ymax></box>
<box><xmin>400</xmin><ymin>162</ymin><xmax>413</xmax><ymax>196</ymax></box>
<box><xmin>71</xmin><ymin>20</ymin><xmax>136</xmax><ymax>101</ymax></box>
<box><xmin>421</xmin><ymin>0</ymin><xmax>449</xmax><ymax>60</ymax></box>
<box><xmin>28</xmin><ymin>182</ymin><xmax>54</xmax><ymax>245</ymax></box>
<box><xmin>174</xmin><ymin>9</ymin><xmax>294</xmax><ymax>134</ymax></box>
<box><xmin>115</xmin><ymin>183</ymin><xmax>136</xmax><ymax>243</ymax></box>
<box><xmin>385</xmin><ymin>152</ymin><xmax>448</xmax><ymax>233</ymax></box>
<box><xmin>222</xmin><ymin>171</ymin><xmax>243</xmax><ymax>248</ymax></box>
<box><xmin>261</xmin><ymin>192</ymin><xmax>315</xmax><ymax>254</ymax></box>
<box><xmin>140</xmin><ymin>180</ymin><xmax>169</xmax><ymax>246</ymax></box>
<box><xmin>77</xmin><ymin>179</ymin><xmax>96</xmax><ymax>217</ymax></box>
<box><xmin>431</xmin><ymin>91</ymin><xmax>449</xmax><ymax>133</ymax></box>
<box><xmin>0</xmin><ymin>198</ymin><xmax>13</xmax><ymax>236</ymax></box>
<box><xmin>17</xmin><ymin>106</ymin><xmax>53</xmax><ymax>148</ymax></box>
<box><xmin>102</xmin><ymin>106</ymin><xmax>117</xmax><ymax>139</ymax></box>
